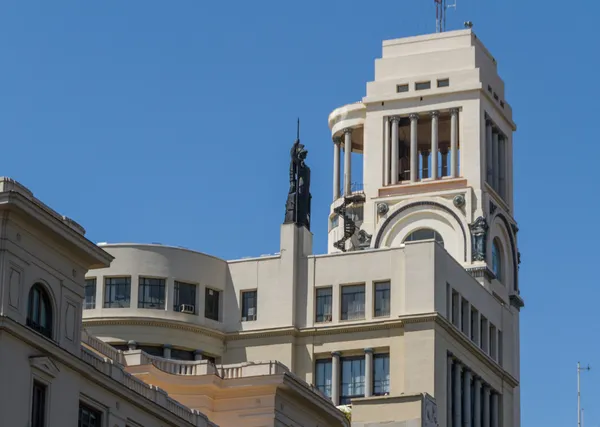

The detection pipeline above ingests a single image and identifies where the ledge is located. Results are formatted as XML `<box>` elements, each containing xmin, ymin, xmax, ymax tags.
<box><xmin>378</xmin><ymin>178</ymin><xmax>467</xmax><ymax>198</ymax></box>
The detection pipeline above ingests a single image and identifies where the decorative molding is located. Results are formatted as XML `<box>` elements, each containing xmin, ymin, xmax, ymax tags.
<box><xmin>496</xmin><ymin>213</ymin><xmax>519</xmax><ymax>292</ymax></box>
<box><xmin>509</xmin><ymin>294</ymin><xmax>525</xmax><ymax>310</ymax></box>
<box><xmin>29</xmin><ymin>356</ymin><xmax>60</xmax><ymax>378</ymax></box>
<box><xmin>64</xmin><ymin>302</ymin><xmax>76</xmax><ymax>341</ymax></box>
<box><xmin>8</xmin><ymin>266</ymin><xmax>22</xmax><ymax>309</ymax></box>
<box><xmin>469</xmin><ymin>216</ymin><xmax>488</xmax><ymax>262</ymax></box>
<box><xmin>390</xmin><ymin>116</ymin><xmax>401</xmax><ymax>124</ymax></box>
<box><xmin>430</xmin><ymin>110</ymin><xmax>440</xmax><ymax>118</ymax></box>
<box><xmin>373</xmin><ymin>200</ymin><xmax>467</xmax><ymax>262</ymax></box>
<box><xmin>510</xmin><ymin>223</ymin><xmax>519</xmax><ymax>235</ymax></box>
<box><xmin>489</xmin><ymin>201</ymin><xmax>497</xmax><ymax>215</ymax></box>
<box><xmin>466</xmin><ymin>266</ymin><xmax>495</xmax><ymax>282</ymax></box>
<box><xmin>342</xmin><ymin>127</ymin><xmax>353</xmax><ymax>136</ymax></box>
<box><xmin>422</xmin><ymin>393</ymin><xmax>438</xmax><ymax>427</ymax></box>
<box><xmin>453</xmin><ymin>194</ymin><xmax>466</xmax><ymax>209</ymax></box>
<box><xmin>409</xmin><ymin>113</ymin><xmax>420</xmax><ymax>121</ymax></box>
<box><xmin>377</xmin><ymin>203</ymin><xmax>389</xmax><ymax>215</ymax></box>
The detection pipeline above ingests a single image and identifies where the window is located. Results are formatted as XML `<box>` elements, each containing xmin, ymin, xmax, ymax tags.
<box><xmin>437</xmin><ymin>78</ymin><xmax>450</xmax><ymax>88</ymax></box>
<box><xmin>138</xmin><ymin>277</ymin><xmax>165</xmax><ymax>309</ymax></box>
<box><xmin>173</xmin><ymin>281</ymin><xmax>196</xmax><ymax>314</ymax></box>
<box><xmin>330</xmin><ymin>216</ymin><xmax>339</xmax><ymax>230</ymax></box>
<box><xmin>341</xmin><ymin>284</ymin><xmax>365</xmax><ymax>321</ymax></box>
<box><xmin>171</xmin><ymin>348</ymin><xmax>194</xmax><ymax>361</ymax></box>
<box><xmin>498</xmin><ymin>330</ymin><xmax>503</xmax><ymax>366</ymax></box>
<box><xmin>104</xmin><ymin>277</ymin><xmax>131</xmax><ymax>308</ymax></box>
<box><xmin>138</xmin><ymin>345</ymin><xmax>162</xmax><ymax>357</ymax></box>
<box><xmin>374</xmin><ymin>281</ymin><xmax>390</xmax><ymax>318</ymax></box>
<box><xmin>79</xmin><ymin>402</ymin><xmax>102</xmax><ymax>427</ymax></box>
<box><xmin>340</xmin><ymin>357</ymin><xmax>365</xmax><ymax>404</ymax></box>
<box><xmin>404</xmin><ymin>228</ymin><xmax>444</xmax><ymax>247</ymax></box>
<box><xmin>451</xmin><ymin>290</ymin><xmax>460</xmax><ymax>327</ymax></box>
<box><xmin>84</xmin><ymin>278</ymin><xmax>96</xmax><ymax>310</ymax></box>
<box><xmin>241</xmin><ymin>290</ymin><xmax>257</xmax><ymax>321</ymax></box>
<box><xmin>490</xmin><ymin>324</ymin><xmax>497</xmax><ymax>360</ymax></box>
<box><xmin>461</xmin><ymin>298</ymin><xmax>470</xmax><ymax>335</ymax></box>
<box><xmin>27</xmin><ymin>284</ymin><xmax>53</xmax><ymax>339</ymax></box>
<box><xmin>415</xmin><ymin>81</ymin><xmax>431</xmax><ymax>90</ymax></box>
<box><xmin>488</xmin><ymin>85</ymin><xmax>493</xmax><ymax>93</ymax></box>
<box><xmin>493</xmin><ymin>92</ymin><xmax>499</xmax><ymax>101</ymax></box>
<box><xmin>315</xmin><ymin>359</ymin><xmax>332</xmax><ymax>398</ymax></box>
<box><xmin>396</xmin><ymin>84</ymin><xmax>409</xmax><ymax>93</ymax></box>
<box><xmin>315</xmin><ymin>287</ymin><xmax>333</xmax><ymax>323</ymax></box>
<box><xmin>205</xmin><ymin>288</ymin><xmax>220</xmax><ymax>321</ymax></box>
<box><xmin>480</xmin><ymin>316</ymin><xmax>489</xmax><ymax>352</ymax></box>
<box><xmin>492</xmin><ymin>239</ymin><xmax>502</xmax><ymax>281</ymax></box>
<box><xmin>470</xmin><ymin>307</ymin><xmax>479</xmax><ymax>343</ymax></box>
<box><xmin>373</xmin><ymin>353</ymin><xmax>390</xmax><ymax>395</ymax></box>
<box><xmin>31</xmin><ymin>381</ymin><xmax>47</xmax><ymax>427</ymax></box>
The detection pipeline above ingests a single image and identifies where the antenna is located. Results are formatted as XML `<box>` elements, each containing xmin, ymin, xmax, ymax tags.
<box><xmin>578</xmin><ymin>362</ymin><xmax>591</xmax><ymax>427</ymax></box>
<box><xmin>435</xmin><ymin>0</ymin><xmax>457</xmax><ymax>33</ymax></box>
<box><xmin>297</xmin><ymin>118</ymin><xmax>300</xmax><ymax>141</ymax></box>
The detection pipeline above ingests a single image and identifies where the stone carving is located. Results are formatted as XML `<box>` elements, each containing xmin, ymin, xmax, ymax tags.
<box><xmin>489</xmin><ymin>201</ymin><xmax>497</xmax><ymax>215</ymax></box>
<box><xmin>65</xmin><ymin>302</ymin><xmax>76</xmax><ymax>341</ymax></box>
<box><xmin>357</xmin><ymin>229</ymin><xmax>372</xmax><ymax>250</ymax></box>
<box><xmin>377</xmin><ymin>203</ymin><xmax>389</xmax><ymax>215</ymax></box>
<box><xmin>422</xmin><ymin>394</ymin><xmax>439</xmax><ymax>427</ymax></box>
<box><xmin>284</xmin><ymin>137</ymin><xmax>312</xmax><ymax>230</ymax></box>
<box><xmin>511</xmin><ymin>223</ymin><xmax>519</xmax><ymax>235</ymax></box>
<box><xmin>453</xmin><ymin>194</ymin><xmax>466</xmax><ymax>209</ymax></box>
<box><xmin>469</xmin><ymin>216</ymin><xmax>488</xmax><ymax>262</ymax></box>
<box><xmin>518</xmin><ymin>251</ymin><xmax>521</xmax><ymax>269</ymax></box>
<box><xmin>29</xmin><ymin>356</ymin><xmax>60</xmax><ymax>378</ymax></box>
<box><xmin>8</xmin><ymin>267</ymin><xmax>21</xmax><ymax>309</ymax></box>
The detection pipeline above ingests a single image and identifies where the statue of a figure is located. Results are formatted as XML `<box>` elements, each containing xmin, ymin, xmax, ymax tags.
<box><xmin>284</xmin><ymin>138</ymin><xmax>311</xmax><ymax>230</ymax></box>
<box><xmin>469</xmin><ymin>216</ymin><xmax>488</xmax><ymax>262</ymax></box>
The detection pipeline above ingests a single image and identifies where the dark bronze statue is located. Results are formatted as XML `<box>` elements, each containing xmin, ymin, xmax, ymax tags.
<box><xmin>284</xmin><ymin>136</ymin><xmax>311</xmax><ymax>230</ymax></box>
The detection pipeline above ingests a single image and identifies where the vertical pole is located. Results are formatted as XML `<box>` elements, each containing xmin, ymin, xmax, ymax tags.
<box><xmin>343</xmin><ymin>128</ymin><xmax>352</xmax><ymax>196</ymax></box>
<box><xmin>383</xmin><ymin>117</ymin><xmax>390</xmax><ymax>186</ymax></box>
<box><xmin>333</xmin><ymin>138</ymin><xmax>341</xmax><ymax>200</ymax></box>
<box><xmin>391</xmin><ymin>117</ymin><xmax>400</xmax><ymax>185</ymax></box>
<box><xmin>450</xmin><ymin>108</ymin><xmax>459</xmax><ymax>178</ymax></box>
<box><xmin>431</xmin><ymin>111</ymin><xmax>439</xmax><ymax>179</ymax></box>
<box><xmin>409</xmin><ymin>113</ymin><xmax>419</xmax><ymax>183</ymax></box>
<box><xmin>578</xmin><ymin>362</ymin><xmax>581</xmax><ymax>427</ymax></box>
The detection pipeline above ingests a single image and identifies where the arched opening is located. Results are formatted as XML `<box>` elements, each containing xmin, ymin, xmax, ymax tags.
<box><xmin>492</xmin><ymin>239</ymin><xmax>502</xmax><ymax>282</ymax></box>
<box><xmin>403</xmin><ymin>228</ymin><xmax>444</xmax><ymax>247</ymax></box>
<box><xmin>27</xmin><ymin>284</ymin><xmax>53</xmax><ymax>339</ymax></box>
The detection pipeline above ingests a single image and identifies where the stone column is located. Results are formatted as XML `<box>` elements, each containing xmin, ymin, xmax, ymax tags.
<box><xmin>421</xmin><ymin>149</ymin><xmax>430</xmax><ymax>179</ymax></box>
<box><xmin>194</xmin><ymin>350</ymin><xmax>203</xmax><ymax>361</ymax></box>
<box><xmin>343</xmin><ymin>129</ymin><xmax>353</xmax><ymax>196</ymax></box>
<box><xmin>491</xmin><ymin>392</ymin><xmax>499</xmax><ymax>427</ymax></box>
<box><xmin>409</xmin><ymin>114</ymin><xmax>419</xmax><ymax>182</ymax></box>
<box><xmin>383</xmin><ymin>117</ymin><xmax>390</xmax><ymax>186</ymax></box>
<box><xmin>492</xmin><ymin>130</ymin><xmax>500</xmax><ymax>191</ymax></box>
<box><xmin>453</xmin><ymin>360</ymin><xmax>462</xmax><ymax>427</ymax></box>
<box><xmin>431</xmin><ymin>111</ymin><xmax>439</xmax><ymax>179</ymax></box>
<box><xmin>364</xmin><ymin>348</ymin><xmax>374</xmax><ymax>397</ymax></box>
<box><xmin>390</xmin><ymin>117</ymin><xmax>400</xmax><ymax>185</ymax></box>
<box><xmin>450</xmin><ymin>108</ymin><xmax>459</xmax><ymax>178</ymax></box>
<box><xmin>464</xmin><ymin>369</ymin><xmax>472</xmax><ymax>427</ymax></box>
<box><xmin>447</xmin><ymin>356</ymin><xmax>453</xmax><ymax>427</ymax></box>
<box><xmin>333</xmin><ymin>137</ymin><xmax>341</xmax><ymax>200</ymax></box>
<box><xmin>483</xmin><ymin>385</ymin><xmax>491</xmax><ymax>427</ymax></box>
<box><xmin>331</xmin><ymin>351</ymin><xmax>341</xmax><ymax>405</ymax></box>
<box><xmin>163</xmin><ymin>344</ymin><xmax>172</xmax><ymax>359</ymax></box>
<box><xmin>486</xmin><ymin>117</ymin><xmax>493</xmax><ymax>185</ymax></box>
<box><xmin>473</xmin><ymin>378</ymin><xmax>482</xmax><ymax>427</ymax></box>
<box><xmin>441</xmin><ymin>147</ymin><xmax>449</xmax><ymax>177</ymax></box>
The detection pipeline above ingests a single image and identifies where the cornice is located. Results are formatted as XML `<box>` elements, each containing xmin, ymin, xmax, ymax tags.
<box><xmin>83</xmin><ymin>317</ymin><xmax>226</xmax><ymax>340</ymax></box>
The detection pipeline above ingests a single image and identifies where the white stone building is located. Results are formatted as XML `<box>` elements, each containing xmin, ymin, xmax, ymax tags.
<box><xmin>80</xmin><ymin>29</ymin><xmax>524</xmax><ymax>427</ymax></box>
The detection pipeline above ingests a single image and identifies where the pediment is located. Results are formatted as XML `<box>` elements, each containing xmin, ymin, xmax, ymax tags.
<box><xmin>29</xmin><ymin>356</ymin><xmax>60</xmax><ymax>378</ymax></box>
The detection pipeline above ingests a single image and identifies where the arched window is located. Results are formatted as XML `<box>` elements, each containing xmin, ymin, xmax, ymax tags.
<box><xmin>27</xmin><ymin>284</ymin><xmax>53</xmax><ymax>339</ymax></box>
<box><xmin>403</xmin><ymin>228</ymin><xmax>444</xmax><ymax>247</ymax></box>
<box><xmin>492</xmin><ymin>239</ymin><xmax>502</xmax><ymax>282</ymax></box>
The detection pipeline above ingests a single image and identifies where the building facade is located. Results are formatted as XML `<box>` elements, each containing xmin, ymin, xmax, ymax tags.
<box><xmin>82</xmin><ymin>29</ymin><xmax>524</xmax><ymax>427</ymax></box>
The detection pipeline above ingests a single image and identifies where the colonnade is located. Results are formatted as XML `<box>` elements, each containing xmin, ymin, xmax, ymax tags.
<box><xmin>332</xmin><ymin>128</ymin><xmax>353</xmax><ymax>200</ymax></box>
<box><xmin>330</xmin><ymin>348</ymin><xmax>376</xmax><ymax>405</ymax></box>
<box><xmin>447</xmin><ymin>355</ymin><xmax>501</xmax><ymax>427</ymax></box>
<box><xmin>383</xmin><ymin>108</ymin><xmax>459</xmax><ymax>186</ymax></box>
<box><xmin>485</xmin><ymin>115</ymin><xmax>507</xmax><ymax>199</ymax></box>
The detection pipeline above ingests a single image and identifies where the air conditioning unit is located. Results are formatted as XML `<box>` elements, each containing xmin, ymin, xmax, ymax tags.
<box><xmin>180</xmin><ymin>304</ymin><xmax>195</xmax><ymax>314</ymax></box>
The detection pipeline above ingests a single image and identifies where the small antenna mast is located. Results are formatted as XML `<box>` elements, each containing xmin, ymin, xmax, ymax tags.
<box><xmin>435</xmin><ymin>0</ymin><xmax>457</xmax><ymax>32</ymax></box>
<box><xmin>297</xmin><ymin>118</ymin><xmax>300</xmax><ymax>141</ymax></box>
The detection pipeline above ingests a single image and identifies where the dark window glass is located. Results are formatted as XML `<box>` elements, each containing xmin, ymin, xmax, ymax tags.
<box><xmin>404</xmin><ymin>228</ymin><xmax>444</xmax><ymax>247</ymax></box>
<box><xmin>397</xmin><ymin>84</ymin><xmax>409</xmax><ymax>93</ymax></box>
<box><xmin>415</xmin><ymin>81</ymin><xmax>431</xmax><ymax>90</ymax></box>
<box><xmin>171</xmin><ymin>349</ymin><xmax>194</xmax><ymax>361</ymax></box>
<box><xmin>138</xmin><ymin>277</ymin><xmax>165</xmax><ymax>309</ymax></box>
<box><xmin>341</xmin><ymin>285</ymin><xmax>365</xmax><ymax>321</ymax></box>
<box><xmin>492</xmin><ymin>240</ymin><xmax>502</xmax><ymax>281</ymax></box>
<box><xmin>315</xmin><ymin>359</ymin><xmax>332</xmax><ymax>398</ymax></box>
<box><xmin>205</xmin><ymin>288</ymin><xmax>220</xmax><ymax>321</ymax></box>
<box><xmin>79</xmin><ymin>403</ymin><xmax>102</xmax><ymax>427</ymax></box>
<box><xmin>104</xmin><ymin>277</ymin><xmax>131</xmax><ymax>308</ymax></box>
<box><xmin>31</xmin><ymin>381</ymin><xmax>47</xmax><ymax>427</ymax></box>
<box><xmin>373</xmin><ymin>354</ymin><xmax>390</xmax><ymax>396</ymax></box>
<box><xmin>84</xmin><ymin>278</ymin><xmax>96</xmax><ymax>310</ymax></box>
<box><xmin>111</xmin><ymin>344</ymin><xmax>130</xmax><ymax>352</ymax></box>
<box><xmin>315</xmin><ymin>288</ymin><xmax>333</xmax><ymax>323</ymax></box>
<box><xmin>27</xmin><ymin>284</ymin><xmax>53</xmax><ymax>338</ymax></box>
<box><xmin>138</xmin><ymin>345</ymin><xmax>163</xmax><ymax>357</ymax></box>
<box><xmin>241</xmin><ymin>290</ymin><xmax>257</xmax><ymax>321</ymax></box>
<box><xmin>437</xmin><ymin>78</ymin><xmax>450</xmax><ymax>87</ymax></box>
<box><xmin>374</xmin><ymin>282</ymin><xmax>390</xmax><ymax>317</ymax></box>
<box><xmin>173</xmin><ymin>281</ymin><xmax>196</xmax><ymax>314</ymax></box>
<box><xmin>340</xmin><ymin>357</ymin><xmax>365</xmax><ymax>404</ymax></box>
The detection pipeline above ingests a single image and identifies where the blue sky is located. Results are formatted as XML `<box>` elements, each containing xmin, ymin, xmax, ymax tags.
<box><xmin>1</xmin><ymin>1</ymin><xmax>598</xmax><ymax>425</ymax></box>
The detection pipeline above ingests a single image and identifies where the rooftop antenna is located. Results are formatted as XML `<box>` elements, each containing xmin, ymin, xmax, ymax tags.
<box><xmin>578</xmin><ymin>362</ymin><xmax>591</xmax><ymax>427</ymax></box>
<box><xmin>435</xmin><ymin>0</ymin><xmax>457</xmax><ymax>33</ymax></box>
<box><xmin>296</xmin><ymin>118</ymin><xmax>300</xmax><ymax>141</ymax></box>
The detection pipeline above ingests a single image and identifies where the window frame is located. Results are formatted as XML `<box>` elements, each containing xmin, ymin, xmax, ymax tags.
<box><xmin>31</xmin><ymin>380</ymin><xmax>48</xmax><ymax>427</ymax></box>
<box><xmin>396</xmin><ymin>83</ymin><xmax>409</xmax><ymax>93</ymax></box>
<box><xmin>173</xmin><ymin>281</ymin><xmax>197</xmax><ymax>314</ymax></box>
<box><xmin>138</xmin><ymin>277</ymin><xmax>166</xmax><ymax>309</ymax></box>
<box><xmin>204</xmin><ymin>287</ymin><xmax>221</xmax><ymax>321</ymax></box>
<box><xmin>315</xmin><ymin>358</ymin><xmax>333</xmax><ymax>399</ymax></box>
<box><xmin>241</xmin><ymin>290</ymin><xmax>257</xmax><ymax>322</ymax></box>
<box><xmin>403</xmin><ymin>228</ymin><xmax>444</xmax><ymax>247</ymax></box>
<box><xmin>340</xmin><ymin>284</ymin><xmax>366</xmax><ymax>321</ymax></box>
<box><xmin>373</xmin><ymin>353</ymin><xmax>390</xmax><ymax>396</ymax></box>
<box><xmin>340</xmin><ymin>356</ymin><xmax>365</xmax><ymax>404</ymax></box>
<box><xmin>492</xmin><ymin>239</ymin><xmax>502</xmax><ymax>282</ymax></box>
<box><xmin>373</xmin><ymin>281</ymin><xmax>391</xmax><ymax>318</ymax></box>
<box><xmin>437</xmin><ymin>78</ymin><xmax>450</xmax><ymax>88</ymax></box>
<box><xmin>84</xmin><ymin>278</ymin><xmax>96</xmax><ymax>310</ymax></box>
<box><xmin>103</xmin><ymin>276</ymin><xmax>131</xmax><ymax>308</ymax></box>
<box><xmin>315</xmin><ymin>287</ymin><xmax>333</xmax><ymax>323</ymax></box>
<box><xmin>78</xmin><ymin>400</ymin><xmax>103</xmax><ymax>427</ymax></box>
<box><xmin>27</xmin><ymin>283</ymin><xmax>53</xmax><ymax>339</ymax></box>
<box><xmin>415</xmin><ymin>81</ymin><xmax>432</xmax><ymax>91</ymax></box>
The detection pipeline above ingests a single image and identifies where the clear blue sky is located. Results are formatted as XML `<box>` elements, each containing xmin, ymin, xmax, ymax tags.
<box><xmin>1</xmin><ymin>1</ymin><xmax>598</xmax><ymax>425</ymax></box>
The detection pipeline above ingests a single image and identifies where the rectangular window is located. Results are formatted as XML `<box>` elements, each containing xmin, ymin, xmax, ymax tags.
<box><xmin>493</xmin><ymin>92</ymin><xmax>499</xmax><ymax>101</ymax></box>
<box><xmin>31</xmin><ymin>381</ymin><xmax>47</xmax><ymax>427</ymax></box>
<box><xmin>470</xmin><ymin>307</ymin><xmax>479</xmax><ymax>343</ymax></box>
<box><xmin>315</xmin><ymin>287</ymin><xmax>333</xmax><ymax>323</ymax></box>
<box><xmin>480</xmin><ymin>316</ymin><xmax>489</xmax><ymax>352</ymax></box>
<box><xmin>241</xmin><ymin>290</ymin><xmax>257</xmax><ymax>321</ymax></box>
<box><xmin>103</xmin><ymin>277</ymin><xmax>131</xmax><ymax>308</ymax></box>
<box><xmin>173</xmin><ymin>281</ymin><xmax>197</xmax><ymax>314</ymax></box>
<box><xmin>79</xmin><ymin>402</ymin><xmax>102</xmax><ymax>427</ymax></box>
<box><xmin>205</xmin><ymin>288</ymin><xmax>220</xmax><ymax>321</ymax></box>
<box><xmin>490</xmin><ymin>324</ymin><xmax>497</xmax><ymax>360</ymax></box>
<box><xmin>84</xmin><ymin>278</ymin><xmax>96</xmax><ymax>310</ymax></box>
<box><xmin>341</xmin><ymin>284</ymin><xmax>365</xmax><ymax>321</ymax></box>
<box><xmin>340</xmin><ymin>356</ymin><xmax>365</xmax><ymax>404</ymax></box>
<box><xmin>498</xmin><ymin>330</ymin><xmax>503</xmax><ymax>366</ymax></box>
<box><xmin>138</xmin><ymin>277</ymin><xmax>165</xmax><ymax>309</ymax></box>
<box><xmin>374</xmin><ymin>281</ymin><xmax>391</xmax><ymax>318</ymax></box>
<box><xmin>437</xmin><ymin>78</ymin><xmax>450</xmax><ymax>87</ymax></box>
<box><xmin>415</xmin><ymin>81</ymin><xmax>431</xmax><ymax>91</ymax></box>
<box><xmin>396</xmin><ymin>84</ymin><xmax>409</xmax><ymax>93</ymax></box>
<box><xmin>373</xmin><ymin>353</ymin><xmax>390</xmax><ymax>396</ymax></box>
<box><xmin>315</xmin><ymin>359</ymin><xmax>333</xmax><ymax>398</ymax></box>
<box><xmin>451</xmin><ymin>290</ymin><xmax>460</xmax><ymax>327</ymax></box>
<box><xmin>461</xmin><ymin>298</ymin><xmax>470</xmax><ymax>335</ymax></box>
<box><xmin>330</xmin><ymin>216</ymin><xmax>339</xmax><ymax>230</ymax></box>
